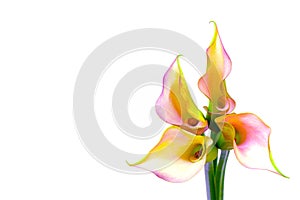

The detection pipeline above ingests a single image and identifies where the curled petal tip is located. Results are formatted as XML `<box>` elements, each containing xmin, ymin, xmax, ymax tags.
<box><xmin>208</xmin><ymin>21</ymin><xmax>218</xmax><ymax>47</ymax></box>
<box><xmin>126</xmin><ymin>160</ymin><xmax>135</xmax><ymax>168</ymax></box>
<box><xmin>209</xmin><ymin>21</ymin><xmax>218</xmax><ymax>32</ymax></box>
<box><xmin>269</xmin><ymin>146</ymin><xmax>289</xmax><ymax>178</ymax></box>
<box><xmin>209</xmin><ymin>21</ymin><xmax>217</xmax><ymax>30</ymax></box>
<box><xmin>176</xmin><ymin>55</ymin><xmax>184</xmax><ymax>74</ymax></box>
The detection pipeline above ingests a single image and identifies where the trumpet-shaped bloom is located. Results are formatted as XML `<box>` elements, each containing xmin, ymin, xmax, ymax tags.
<box><xmin>215</xmin><ymin>113</ymin><xmax>287</xmax><ymax>177</ymax></box>
<box><xmin>156</xmin><ymin>56</ymin><xmax>208</xmax><ymax>134</ymax></box>
<box><xmin>129</xmin><ymin>126</ymin><xmax>213</xmax><ymax>182</ymax></box>
<box><xmin>198</xmin><ymin>21</ymin><xmax>235</xmax><ymax>114</ymax></box>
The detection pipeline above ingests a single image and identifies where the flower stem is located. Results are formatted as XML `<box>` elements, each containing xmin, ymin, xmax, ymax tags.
<box><xmin>215</xmin><ymin>150</ymin><xmax>230</xmax><ymax>200</ymax></box>
<box><xmin>213</xmin><ymin>155</ymin><xmax>218</xmax><ymax>173</ymax></box>
<box><xmin>205</xmin><ymin>150</ymin><xmax>230</xmax><ymax>200</ymax></box>
<box><xmin>205</xmin><ymin>161</ymin><xmax>216</xmax><ymax>200</ymax></box>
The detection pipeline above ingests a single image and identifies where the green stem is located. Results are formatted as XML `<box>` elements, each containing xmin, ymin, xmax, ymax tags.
<box><xmin>213</xmin><ymin>151</ymin><xmax>218</xmax><ymax>173</ymax></box>
<box><xmin>215</xmin><ymin>150</ymin><xmax>230</xmax><ymax>200</ymax></box>
<box><xmin>205</xmin><ymin>161</ymin><xmax>216</xmax><ymax>200</ymax></box>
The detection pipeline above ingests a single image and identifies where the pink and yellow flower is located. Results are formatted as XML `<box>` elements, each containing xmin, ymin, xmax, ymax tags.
<box><xmin>129</xmin><ymin>22</ymin><xmax>287</xmax><ymax>182</ymax></box>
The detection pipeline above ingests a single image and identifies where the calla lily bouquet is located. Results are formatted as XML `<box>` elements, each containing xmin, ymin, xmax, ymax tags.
<box><xmin>129</xmin><ymin>22</ymin><xmax>288</xmax><ymax>200</ymax></box>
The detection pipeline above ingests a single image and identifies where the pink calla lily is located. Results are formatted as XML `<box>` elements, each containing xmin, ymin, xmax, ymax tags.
<box><xmin>156</xmin><ymin>55</ymin><xmax>208</xmax><ymax>134</ymax></box>
<box><xmin>198</xmin><ymin>21</ymin><xmax>235</xmax><ymax>114</ymax></box>
<box><xmin>215</xmin><ymin>113</ymin><xmax>287</xmax><ymax>177</ymax></box>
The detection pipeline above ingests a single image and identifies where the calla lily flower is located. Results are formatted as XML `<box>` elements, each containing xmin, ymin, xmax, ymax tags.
<box><xmin>129</xmin><ymin>126</ymin><xmax>213</xmax><ymax>182</ymax></box>
<box><xmin>198</xmin><ymin>21</ymin><xmax>235</xmax><ymax>114</ymax></box>
<box><xmin>215</xmin><ymin>113</ymin><xmax>287</xmax><ymax>177</ymax></box>
<box><xmin>156</xmin><ymin>56</ymin><xmax>208</xmax><ymax>134</ymax></box>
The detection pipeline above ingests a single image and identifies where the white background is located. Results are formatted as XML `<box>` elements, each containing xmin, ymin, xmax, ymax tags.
<box><xmin>0</xmin><ymin>1</ymin><xmax>299</xmax><ymax>199</ymax></box>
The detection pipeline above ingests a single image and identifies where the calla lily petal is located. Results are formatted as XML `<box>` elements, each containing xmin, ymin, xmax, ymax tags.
<box><xmin>156</xmin><ymin>56</ymin><xmax>207</xmax><ymax>134</ymax></box>
<box><xmin>198</xmin><ymin>21</ymin><xmax>235</xmax><ymax>113</ymax></box>
<box><xmin>222</xmin><ymin>113</ymin><xmax>287</xmax><ymax>177</ymax></box>
<box><xmin>128</xmin><ymin>126</ymin><xmax>213</xmax><ymax>183</ymax></box>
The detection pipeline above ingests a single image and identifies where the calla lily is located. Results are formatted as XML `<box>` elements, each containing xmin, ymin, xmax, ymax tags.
<box><xmin>156</xmin><ymin>55</ymin><xmax>208</xmax><ymax>134</ymax></box>
<box><xmin>215</xmin><ymin>113</ymin><xmax>287</xmax><ymax>177</ymax></box>
<box><xmin>129</xmin><ymin>56</ymin><xmax>214</xmax><ymax>183</ymax></box>
<box><xmin>129</xmin><ymin>126</ymin><xmax>213</xmax><ymax>182</ymax></box>
<box><xmin>198</xmin><ymin>21</ymin><xmax>235</xmax><ymax>114</ymax></box>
